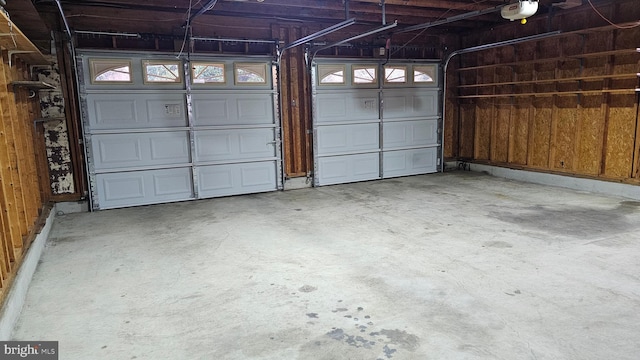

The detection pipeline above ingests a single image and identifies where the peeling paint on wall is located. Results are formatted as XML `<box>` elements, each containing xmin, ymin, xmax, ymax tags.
<box><xmin>37</xmin><ymin>55</ymin><xmax>75</xmax><ymax>194</ymax></box>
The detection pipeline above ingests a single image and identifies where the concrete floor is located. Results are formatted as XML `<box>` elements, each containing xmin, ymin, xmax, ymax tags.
<box><xmin>13</xmin><ymin>171</ymin><xmax>640</xmax><ymax>360</ymax></box>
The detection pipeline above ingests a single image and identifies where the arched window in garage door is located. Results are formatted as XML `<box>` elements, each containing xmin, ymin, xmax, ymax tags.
<box><xmin>90</xmin><ymin>59</ymin><xmax>132</xmax><ymax>83</ymax></box>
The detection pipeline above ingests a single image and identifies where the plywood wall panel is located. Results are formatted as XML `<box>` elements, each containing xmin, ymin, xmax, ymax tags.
<box><xmin>492</xmin><ymin>100</ymin><xmax>511</xmax><ymax>163</ymax></box>
<box><xmin>556</xmin><ymin>53</ymin><xmax>580</xmax><ymax>94</ymax></box>
<box><xmin>575</xmin><ymin>96</ymin><xmax>604</xmax><ymax>175</ymax></box>
<box><xmin>510</xmin><ymin>98</ymin><xmax>530</xmax><ymax>165</ymax></box>
<box><xmin>582</xmin><ymin>56</ymin><xmax>608</xmax><ymax>75</ymax></box>
<box><xmin>478</xmin><ymin>67</ymin><xmax>494</xmax><ymax>96</ymax></box>
<box><xmin>516</xmin><ymin>64</ymin><xmax>534</xmax><ymax>94</ymax></box>
<box><xmin>444</xmin><ymin>62</ymin><xmax>459</xmax><ymax>159</ymax></box>
<box><xmin>535</xmin><ymin>61</ymin><xmax>556</xmax><ymax>94</ymax></box>
<box><xmin>538</xmin><ymin>38</ymin><xmax>560</xmax><ymax>57</ymax></box>
<box><xmin>584</xmin><ymin>32</ymin><xmax>610</xmax><ymax>56</ymax></box>
<box><xmin>459</xmin><ymin>104</ymin><xmax>475</xmax><ymax>159</ymax></box>
<box><xmin>603</xmin><ymin>95</ymin><xmax>636</xmax><ymax>178</ymax></box>
<box><xmin>494</xmin><ymin>68</ymin><xmax>512</xmax><ymax>97</ymax></box>
<box><xmin>552</xmin><ymin>97</ymin><xmax>578</xmax><ymax>171</ymax></box>
<box><xmin>611</xmin><ymin>55</ymin><xmax>639</xmax><ymax>73</ymax></box>
<box><xmin>474</xmin><ymin>100</ymin><xmax>492</xmax><ymax>160</ymax></box>
<box><xmin>530</xmin><ymin>98</ymin><xmax>553</xmax><ymax>168</ymax></box>
<box><xmin>615</xmin><ymin>26</ymin><xmax>640</xmax><ymax>49</ymax></box>
<box><xmin>496</xmin><ymin>46</ymin><xmax>514</xmax><ymax>63</ymax></box>
<box><xmin>474</xmin><ymin>50</ymin><xmax>495</xmax><ymax>161</ymax></box>
<box><xmin>582</xmin><ymin>57</ymin><xmax>608</xmax><ymax>92</ymax></box>
<box><xmin>444</xmin><ymin>99</ymin><xmax>456</xmax><ymax>158</ymax></box>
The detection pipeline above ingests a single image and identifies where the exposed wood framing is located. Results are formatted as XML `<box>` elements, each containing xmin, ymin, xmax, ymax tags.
<box><xmin>0</xmin><ymin>19</ymin><xmax>50</xmax><ymax>301</ymax></box>
<box><xmin>450</xmin><ymin>0</ymin><xmax>640</xmax><ymax>185</ymax></box>
<box><xmin>275</xmin><ymin>24</ymin><xmax>313</xmax><ymax>179</ymax></box>
<box><xmin>0</xmin><ymin>54</ymin><xmax>49</xmax><ymax>300</ymax></box>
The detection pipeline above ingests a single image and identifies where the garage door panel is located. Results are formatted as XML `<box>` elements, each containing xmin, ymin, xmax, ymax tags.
<box><xmin>384</xmin><ymin>90</ymin><xmax>438</xmax><ymax>120</ymax></box>
<box><xmin>195</xmin><ymin>129</ymin><xmax>275</xmax><ymax>162</ymax></box>
<box><xmin>197</xmin><ymin>162</ymin><xmax>277</xmax><ymax>198</ymax></box>
<box><xmin>316</xmin><ymin>92</ymin><xmax>379</xmax><ymax>123</ymax></box>
<box><xmin>150</xmin><ymin>135</ymin><xmax>191</xmax><ymax>161</ymax></box>
<box><xmin>201</xmin><ymin>167</ymin><xmax>233</xmax><ymax>191</ymax></box>
<box><xmin>97</xmin><ymin>167</ymin><xmax>194</xmax><ymax>209</ymax></box>
<box><xmin>92</xmin><ymin>99</ymin><xmax>138</xmax><ymax>128</ymax></box>
<box><xmin>101</xmin><ymin>174</ymin><xmax>145</xmax><ymax>202</ymax></box>
<box><xmin>147</xmin><ymin>99</ymin><xmax>185</xmax><ymax>124</ymax></box>
<box><xmin>82</xmin><ymin>53</ymin><xmax>281</xmax><ymax>210</ymax></box>
<box><xmin>383</xmin><ymin>148</ymin><xmax>437</xmax><ymax>178</ymax></box>
<box><xmin>316</xmin><ymin>153</ymin><xmax>380</xmax><ymax>185</ymax></box>
<box><xmin>153</xmin><ymin>170</ymin><xmax>194</xmax><ymax>196</ymax></box>
<box><xmin>239</xmin><ymin>131</ymin><xmax>275</xmax><ymax>155</ymax></box>
<box><xmin>92</xmin><ymin>132</ymin><xmax>190</xmax><ymax>170</ymax></box>
<box><xmin>317</xmin><ymin>123</ymin><xmax>379</xmax><ymax>155</ymax></box>
<box><xmin>237</xmin><ymin>98</ymin><xmax>272</xmax><ymax>121</ymax></box>
<box><xmin>192</xmin><ymin>98</ymin><xmax>229</xmax><ymax>126</ymax></box>
<box><xmin>313</xmin><ymin>61</ymin><xmax>441</xmax><ymax>187</ymax></box>
<box><xmin>383</xmin><ymin>120</ymin><xmax>438</xmax><ymax>149</ymax></box>
<box><xmin>87</xmin><ymin>93</ymin><xmax>187</xmax><ymax>130</ymax></box>
<box><xmin>192</xmin><ymin>93</ymin><xmax>274</xmax><ymax>126</ymax></box>
<box><xmin>96</xmin><ymin>137</ymin><xmax>142</xmax><ymax>166</ymax></box>
<box><xmin>241</xmin><ymin>165</ymin><xmax>276</xmax><ymax>187</ymax></box>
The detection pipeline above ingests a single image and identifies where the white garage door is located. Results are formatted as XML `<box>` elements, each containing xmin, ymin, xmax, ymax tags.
<box><xmin>313</xmin><ymin>60</ymin><xmax>440</xmax><ymax>186</ymax></box>
<box><xmin>78</xmin><ymin>51</ymin><xmax>282</xmax><ymax>210</ymax></box>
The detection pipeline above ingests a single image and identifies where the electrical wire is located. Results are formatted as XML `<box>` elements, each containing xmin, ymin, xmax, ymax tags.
<box><xmin>176</xmin><ymin>0</ymin><xmax>193</xmax><ymax>58</ymax></box>
<box><xmin>64</xmin><ymin>1</ymin><xmax>203</xmax><ymax>22</ymax></box>
<box><xmin>586</xmin><ymin>0</ymin><xmax>640</xmax><ymax>29</ymax></box>
<box><xmin>390</xmin><ymin>0</ymin><xmax>495</xmax><ymax>56</ymax></box>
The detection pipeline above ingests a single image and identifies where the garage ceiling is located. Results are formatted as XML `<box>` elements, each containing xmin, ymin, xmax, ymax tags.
<box><xmin>6</xmin><ymin>0</ymin><xmax>575</xmax><ymax>53</ymax></box>
<box><xmin>48</xmin><ymin>0</ymin><xmax>514</xmax><ymax>29</ymax></box>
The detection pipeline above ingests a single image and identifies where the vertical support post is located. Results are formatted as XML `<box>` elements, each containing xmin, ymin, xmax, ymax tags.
<box><xmin>572</xmin><ymin>34</ymin><xmax>587</xmax><ymax>173</ymax></box>
<box><xmin>548</xmin><ymin>38</ymin><xmax>562</xmax><ymax>169</ymax></box>
<box><xmin>506</xmin><ymin>43</ymin><xmax>517</xmax><ymax>164</ymax></box>
<box><xmin>526</xmin><ymin>41</ymin><xmax>539</xmax><ymax>167</ymax></box>
<box><xmin>599</xmin><ymin>30</ymin><xmax>616</xmax><ymax>176</ymax></box>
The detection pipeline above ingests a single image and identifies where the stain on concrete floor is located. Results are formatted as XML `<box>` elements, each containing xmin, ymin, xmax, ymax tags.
<box><xmin>490</xmin><ymin>205</ymin><xmax>632</xmax><ymax>239</ymax></box>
